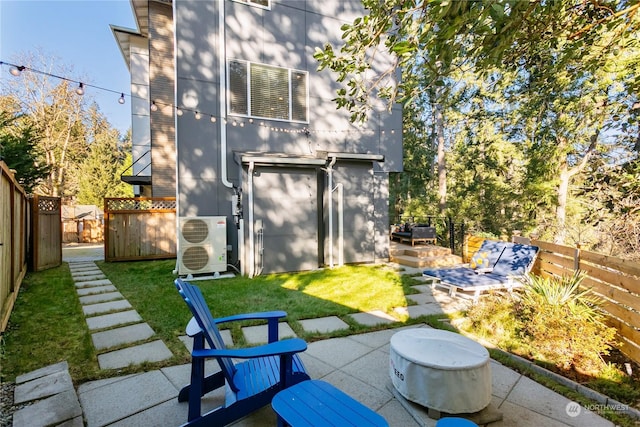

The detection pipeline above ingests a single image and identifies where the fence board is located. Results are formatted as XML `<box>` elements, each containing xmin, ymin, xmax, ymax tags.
<box><xmin>580</xmin><ymin>250</ymin><xmax>640</xmax><ymax>279</ymax></box>
<box><xmin>532</xmin><ymin>240</ymin><xmax>577</xmax><ymax>258</ymax></box>
<box><xmin>104</xmin><ymin>197</ymin><xmax>176</xmax><ymax>261</ymax></box>
<box><xmin>538</xmin><ymin>251</ymin><xmax>575</xmax><ymax>271</ymax></box>
<box><xmin>583</xmin><ymin>276</ymin><xmax>640</xmax><ymax>311</ymax></box>
<box><xmin>579</xmin><ymin>260</ymin><xmax>640</xmax><ymax>295</ymax></box>
<box><xmin>0</xmin><ymin>161</ymin><xmax>29</xmax><ymax>332</ymax></box>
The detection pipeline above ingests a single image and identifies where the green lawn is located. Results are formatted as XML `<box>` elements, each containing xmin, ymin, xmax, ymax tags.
<box><xmin>1</xmin><ymin>260</ymin><xmax>424</xmax><ymax>384</ymax></box>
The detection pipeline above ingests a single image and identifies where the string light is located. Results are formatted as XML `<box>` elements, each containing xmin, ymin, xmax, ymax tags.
<box><xmin>0</xmin><ymin>60</ymin><xmax>399</xmax><ymax>136</ymax></box>
<box><xmin>9</xmin><ymin>65</ymin><xmax>25</xmax><ymax>76</ymax></box>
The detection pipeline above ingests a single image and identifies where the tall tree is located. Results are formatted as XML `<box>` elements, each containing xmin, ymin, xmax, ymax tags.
<box><xmin>75</xmin><ymin>106</ymin><xmax>133</xmax><ymax>206</ymax></box>
<box><xmin>1</xmin><ymin>53</ymin><xmax>88</xmax><ymax>197</ymax></box>
<box><xmin>0</xmin><ymin>111</ymin><xmax>50</xmax><ymax>193</ymax></box>
<box><xmin>315</xmin><ymin>0</ymin><xmax>640</xmax><ymax>243</ymax></box>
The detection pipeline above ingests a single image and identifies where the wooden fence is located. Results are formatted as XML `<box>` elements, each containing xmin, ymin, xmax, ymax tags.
<box><xmin>465</xmin><ymin>235</ymin><xmax>640</xmax><ymax>363</ymax></box>
<box><xmin>0</xmin><ymin>161</ymin><xmax>29</xmax><ymax>332</ymax></box>
<box><xmin>63</xmin><ymin>219</ymin><xmax>104</xmax><ymax>243</ymax></box>
<box><xmin>104</xmin><ymin>197</ymin><xmax>176</xmax><ymax>261</ymax></box>
<box><xmin>30</xmin><ymin>195</ymin><xmax>62</xmax><ymax>272</ymax></box>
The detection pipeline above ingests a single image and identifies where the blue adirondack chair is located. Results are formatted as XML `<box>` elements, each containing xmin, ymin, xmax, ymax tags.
<box><xmin>175</xmin><ymin>278</ymin><xmax>310</xmax><ymax>427</ymax></box>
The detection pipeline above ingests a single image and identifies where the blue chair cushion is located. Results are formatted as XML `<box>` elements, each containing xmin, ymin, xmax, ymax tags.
<box><xmin>491</xmin><ymin>243</ymin><xmax>539</xmax><ymax>276</ymax></box>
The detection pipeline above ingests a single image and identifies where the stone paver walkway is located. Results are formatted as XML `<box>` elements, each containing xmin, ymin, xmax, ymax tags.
<box><xmin>69</xmin><ymin>261</ymin><xmax>173</xmax><ymax>370</ymax></box>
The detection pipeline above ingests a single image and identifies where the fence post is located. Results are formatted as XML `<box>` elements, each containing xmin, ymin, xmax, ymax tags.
<box><xmin>574</xmin><ymin>244</ymin><xmax>581</xmax><ymax>271</ymax></box>
<box><xmin>448</xmin><ymin>217</ymin><xmax>455</xmax><ymax>253</ymax></box>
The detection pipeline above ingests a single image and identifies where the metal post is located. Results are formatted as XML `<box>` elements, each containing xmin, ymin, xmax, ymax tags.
<box><xmin>448</xmin><ymin>217</ymin><xmax>455</xmax><ymax>253</ymax></box>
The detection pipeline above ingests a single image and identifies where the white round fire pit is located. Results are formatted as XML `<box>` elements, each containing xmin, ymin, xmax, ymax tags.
<box><xmin>390</xmin><ymin>328</ymin><xmax>491</xmax><ymax>414</ymax></box>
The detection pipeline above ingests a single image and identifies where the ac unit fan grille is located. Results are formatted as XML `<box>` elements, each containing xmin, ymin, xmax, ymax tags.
<box><xmin>182</xmin><ymin>246</ymin><xmax>210</xmax><ymax>271</ymax></box>
<box><xmin>181</xmin><ymin>219</ymin><xmax>210</xmax><ymax>244</ymax></box>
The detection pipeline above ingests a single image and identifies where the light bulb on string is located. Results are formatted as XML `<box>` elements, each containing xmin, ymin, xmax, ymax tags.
<box><xmin>118</xmin><ymin>93</ymin><xmax>126</xmax><ymax>104</ymax></box>
<box><xmin>210</xmin><ymin>116</ymin><xmax>217</xmax><ymax>123</ymax></box>
<box><xmin>176</xmin><ymin>107</ymin><xmax>183</xmax><ymax>116</ymax></box>
<box><xmin>76</xmin><ymin>83</ymin><xmax>85</xmax><ymax>95</ymax></box>
<box><xmin>9</xmin><ymin>66</ymin><xmax>25</xmax><ymax>76</ymax></box>
<box><xmin>150</xmin><ymin>101</ymin><xmax>158</xmax><ymax>112</ymax></box>
<box><xmin>195</xmin><ymin>111</ymin><xmax>201</xmax><ymax>120</ymax></box>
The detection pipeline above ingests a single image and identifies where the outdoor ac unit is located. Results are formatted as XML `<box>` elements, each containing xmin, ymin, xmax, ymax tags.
<box><xmin>178</xmin><ymin>216</ymin><xmax>227</xmax><ymax>276</ymax></box>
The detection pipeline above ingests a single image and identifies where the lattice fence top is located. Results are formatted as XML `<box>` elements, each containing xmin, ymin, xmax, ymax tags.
<box><xmin>36</xmin><ymin>196</ymin><xmax>61</xmax><ymax>213</ymax></box>
<box><xmin>105</xmin><ymin>198</ymin><xmax>176</xmax><ymax>212</ymax></box>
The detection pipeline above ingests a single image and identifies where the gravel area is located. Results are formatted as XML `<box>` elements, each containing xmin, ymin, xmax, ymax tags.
<box><xmin>0</xmin><ymin>382</ymin><xmax>29</xmax><ymax>427</ymax></box>
<box><xmin>0</xmin><ymin>382</ymin><xmax>15</xmax><ymax>427</ymax></box>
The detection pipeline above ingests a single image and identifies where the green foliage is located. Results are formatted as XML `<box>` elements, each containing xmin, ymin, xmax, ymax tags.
<box><xmin>518</xmin><ymin>273</ymin><xmax>618</xmax><ymax>373</ymax></box>
<box><xmin>0</xmin><ymin>112</ymin><xmax>50</xmax><ymax>193</ymax></box>
<box><xmin>464</xmin><ymin>293</ymin><xmax>521</xmax><ymax>351</ymax></box>
<box><xmin>316</xmin><ymin>0</ymin><xmax>640</xmax><ymax>252</ymax></box>
<box><xmin>75</xmin><ymin>110</ymin><xmax>133</xmax><ymax>205</ymax></box>
<box><xmin>466</xmin><ymin>272</ymin><xmax>618</xmax><ymax>376</ymax></box>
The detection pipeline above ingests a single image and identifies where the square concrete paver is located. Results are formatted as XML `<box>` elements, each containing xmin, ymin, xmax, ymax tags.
<box><xmin>305</xmin><ymin>336</ymin><xmax>374</xmax><ymax>369</ymax></box>
<box><xmin>78</xmin><ymin>371</ymin><xmax>177</xmax><ymax>427</ymax></box>
<box><xmin>82</xmin><ymin>299</ymin><xmax>132</xmax><ymax>316</ymax></box>
<box><xmin>14</xmin><ymin>369</ymin><xmax>74</xmax><ymax>404</ymax></box>
<box><xmin>12</xmin><ymin>390</ymin><xmax>82</xmax><ymax>427</ymax></box>
<box><xmin>86</xmin><ymin>310</ymin><xmax>142</xmax><ymax>330</ymax></box>
<box><xmin>92</xmin><ymin>323</ymin><xmax>156</xmax><ymax>350</ymax></box>
<box><xmin>405</xmin><ymin>293</ymin><xmax>437</xmax><ymax>305</ymax></box>
<box><xmin>79</xmin><ymin>291</ymin><xmax>124</xmax><ymax>305</ymax></box>
<box><xmin>348</xmin><ymin>310</ymin><xmax>398</xmax><ymax>326</ymax></box>
<box><xmin>242</xmin><ymin>322</ymin><xmax>296</xmax><ymax>345</ymax></box>
<box><xmin>401</xmin><ymin>303</ymin><xmax>446</xmax><ymax>318</ymax></box>
<box><xmin>16</xmin><ymin>361</ymin><xmax>68</xmax><ymax>384</ymax></box>
<box><xmin>75</xmin><ymin>279</ymin><xmax>112</xmax><ymax>288</ymax></box>
<box><xmin>504</xmin><ymin>375</ymin><xmax>614</xmax><ymax>426</ymax></box>
<box><xmin>299</xmin><ymin>316</ymin><xmax>349</xmax><ymax>333</ymax></box>
<box><xmin>77</xmin><ymin>285</ymin><xmax>118</xmax><ymax>296</ymax></box>
<box><xmin>97</xmin><ymin>340</ymin><xmax>173</xmax><ymax>370</ymax></box>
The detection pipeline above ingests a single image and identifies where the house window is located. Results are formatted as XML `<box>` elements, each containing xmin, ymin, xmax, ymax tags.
<box><xmin>228</xmin><ymin>60</ymin><xmax>308</xmax><ymax>123</ymax></box>
<box><xmin>233</xmin><ymin>0</ymin><xmax>270</xmax><ymax>9</ymax></box>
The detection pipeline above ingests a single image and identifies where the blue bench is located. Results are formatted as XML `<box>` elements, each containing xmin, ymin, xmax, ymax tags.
<box><xmin>272</xmin><ymin>379</ymin><xmax>388</xmax><ymax>427</ymax></box>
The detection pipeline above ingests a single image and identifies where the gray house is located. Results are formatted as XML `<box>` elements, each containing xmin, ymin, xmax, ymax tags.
<box><xmin>113</xmin><ymin>0</ymin><xmax>402</xmax><ymax>276</ymax></box>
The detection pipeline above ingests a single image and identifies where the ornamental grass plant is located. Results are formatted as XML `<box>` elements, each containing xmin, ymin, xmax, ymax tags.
<box><xmin>462</xmin><ymin>271</ymin><xmax>638</xmax><ymax>406</ymax></box>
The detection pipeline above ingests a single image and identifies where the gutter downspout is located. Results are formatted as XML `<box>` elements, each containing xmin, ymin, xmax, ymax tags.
<box><xmin>219</xmin><ymin>0</ymin><xmax>232</xmax><ymax>189</ymax></box>
<box><xmin>327</xmin><ymin>156</ymin><xmax>337</xmax><ymax>268</ymax></box>
<box><xmin>337</xmin><ymin>182</ymin><xmax>344</xmax><ymax>266</ymax></box>
<box><xmin>248</xmin><ymin>161</ymin><xmax>255</xmax><ymax>278</ymax></box>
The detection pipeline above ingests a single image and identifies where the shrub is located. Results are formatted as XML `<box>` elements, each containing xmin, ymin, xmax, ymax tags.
<box><xmin>464</xmin><ymin>292</ymin><xmax>521</xmax><ymax>351</ymax></box>
<box><xmin>517</xmin><ymin>272</ymin><xmax>618</xmax><ymax>374</ymax></box>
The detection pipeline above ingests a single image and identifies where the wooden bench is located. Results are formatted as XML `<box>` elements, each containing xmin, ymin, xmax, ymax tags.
<box><xmin>271</xmin><ymin>379</ymin><xmax>388</xmax><ymax>427</ymax></box>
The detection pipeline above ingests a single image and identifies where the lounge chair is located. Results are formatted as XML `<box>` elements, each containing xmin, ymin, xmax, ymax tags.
<box><xmin>175</xmin><ymin>278</ymin><xmax>310</xmax><ymax>426</ymax></box>
<box><xmin>423</xmin><ymin>240</ymin><xmax>539</xmax><ymax>301</ymax></box>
